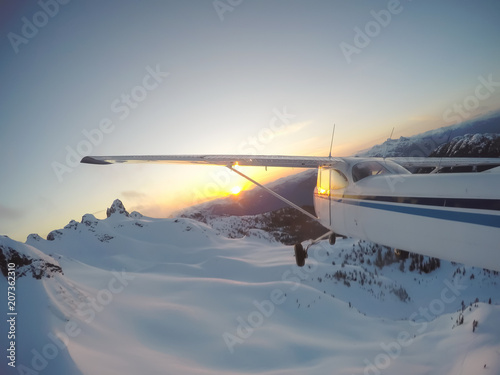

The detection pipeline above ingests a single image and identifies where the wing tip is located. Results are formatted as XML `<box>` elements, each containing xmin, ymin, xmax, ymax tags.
<box><xmin>80</xmin><ymin>156</ymin><xmax>111</xmax><ymax>165</ymax></box>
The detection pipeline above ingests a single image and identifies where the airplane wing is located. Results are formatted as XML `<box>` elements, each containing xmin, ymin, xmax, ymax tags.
<box><xmin>80</xmin><ymin>155</ymin><xmax>340</xmax><ymax>168</ymax></box>
<box><xmin>81</xmin><ymin>155</ymin><xmax>500</xmax><ymax>170</ymax></box>
<box><xmin>81</xmin><ymin>155</ymin><xmax>500</xmax><ymax>168</ymax></box>
<box><xmin>387</xmin><ymin>157</ymin><xmax>500</xmax><ymax>169</ymax></box>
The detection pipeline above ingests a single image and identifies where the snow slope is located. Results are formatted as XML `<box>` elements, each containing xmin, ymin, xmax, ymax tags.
<box><xmin>1</xmin><ymin>200</ymin><xmax>500</xmax><ymax>374</ymax></box>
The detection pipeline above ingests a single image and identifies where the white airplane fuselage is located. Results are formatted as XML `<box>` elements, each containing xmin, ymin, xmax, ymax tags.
<box><xmin>313</xmin><ymin>159</ymin><xmax>500</xmax><ymax>271</ymax></box>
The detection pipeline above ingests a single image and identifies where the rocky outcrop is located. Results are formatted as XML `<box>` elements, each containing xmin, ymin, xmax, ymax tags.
<box><xmin>0</xmin><ymin>238</ymin><xmax>62</xmax><ymax>279</ymax></box>
<box><xmin>106</xmin><ymin>199</ymin><xmax>129</xmax><ymax>218</ymax></box>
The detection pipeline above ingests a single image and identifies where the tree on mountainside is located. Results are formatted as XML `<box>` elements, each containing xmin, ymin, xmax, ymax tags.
<box><xmin>375</xmin><ymin>248</ymin><xmax>384</xmax><ymax>269</ymax></box>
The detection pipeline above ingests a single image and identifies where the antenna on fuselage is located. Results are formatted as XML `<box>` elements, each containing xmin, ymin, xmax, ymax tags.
<box><xmin>328</xmin><ymin>124</ymin><xmax>336</xmax><ymax>159</ymax></box>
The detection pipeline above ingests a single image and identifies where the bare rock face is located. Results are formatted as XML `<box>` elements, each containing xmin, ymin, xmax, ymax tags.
<box><xmin>106</xmin><ymin>199</ymin><xmax>129</xmax><ymax>218</ymax></box>
<box><xmin>0</xmin><ymin>238</ymin><xmax>63</xmax><ymax>279</ymax></box>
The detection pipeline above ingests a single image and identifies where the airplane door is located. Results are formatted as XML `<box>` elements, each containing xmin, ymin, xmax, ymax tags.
<box><xmin>328</xmin><ymin>168</ymin><xmax>349</xmax><ymax>234</ymax></box>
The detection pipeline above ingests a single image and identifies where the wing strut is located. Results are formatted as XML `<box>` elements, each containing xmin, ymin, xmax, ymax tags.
<box><xmin>227</xmin><ymin>165</ymin><xmax>319</xmax><ymax>221</ymax></box>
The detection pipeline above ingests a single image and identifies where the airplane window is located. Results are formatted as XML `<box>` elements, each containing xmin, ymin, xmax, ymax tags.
<box><xmin>330</xmin><ymin>169</ymin><xmax>348</xmax><ymax>190</ymax></box>
<box><xmin>317</xmin><ymin>167</ymin><xmax>348</xmax><ymax>194</ymax></box>
<box><xmin>317</xmin><ymin>168</ymin><xmax>329</xmax><ymax>195</ymax></box>
<box><xmin>388</xmin><ymin>162</ymin><xmax>411</xmax><ymax>175</ymax></box>
<box><xmin>352</xmin><ymin>161</ymin><xmax>390</xmax><ymax>182</ymax></box>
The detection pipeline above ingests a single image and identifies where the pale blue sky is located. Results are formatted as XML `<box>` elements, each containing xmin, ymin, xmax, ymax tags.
<box><xmin>1</xmin><ymin>0</ymin><xmax>500</xmax><ymax>241</ymax></box>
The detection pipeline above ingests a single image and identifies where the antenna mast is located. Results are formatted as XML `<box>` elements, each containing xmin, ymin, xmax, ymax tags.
<box><xmin>328</xmin><ymin>124</ymin><xmax>336</xmax><ymax>159</ymax></box>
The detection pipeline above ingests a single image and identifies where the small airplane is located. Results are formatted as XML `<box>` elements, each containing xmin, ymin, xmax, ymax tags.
<box><xmin>81</xmin><ymin>153</ymin><xmax>500</xmax><ymax>272</ymax></box>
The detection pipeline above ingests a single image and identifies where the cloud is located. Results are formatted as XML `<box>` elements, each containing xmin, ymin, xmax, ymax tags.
<box><xmin>0</xmin><ymin>204</ymin><xmax>25</xmax><ymax>220</ymax></box>
<box><xmin>121</xmin><ymin>191</ymin><xmax>148</xmax><ymax>200</ymax></box>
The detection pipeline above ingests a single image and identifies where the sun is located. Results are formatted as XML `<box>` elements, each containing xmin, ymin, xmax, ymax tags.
<box><xmin>230</xmin><ymin>186</ymin><xmax>242</xmax><ymax>195</ymax></box>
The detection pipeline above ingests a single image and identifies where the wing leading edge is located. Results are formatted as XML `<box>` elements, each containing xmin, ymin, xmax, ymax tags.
<box><xmin>80</xmin><ymin>155</ymin><xmax>339</xmax><ymax>168</ymax></box>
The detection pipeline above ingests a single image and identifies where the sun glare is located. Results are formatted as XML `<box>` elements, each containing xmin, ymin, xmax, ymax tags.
<box><xmin>230</xmin><ymin>186</ymin><xmax>242</xmax><ymax>195</ymax></box>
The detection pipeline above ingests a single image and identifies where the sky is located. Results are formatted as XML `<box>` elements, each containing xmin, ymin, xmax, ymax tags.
<box><xmin>1</xmin><ymin>0</ymin><xmax>500</xmax><ymax>242</ymax></box>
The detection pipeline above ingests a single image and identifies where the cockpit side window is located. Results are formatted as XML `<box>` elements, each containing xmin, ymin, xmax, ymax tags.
<box><xmin>317</xmin><ymin>168</ymin><xmax>329</xmax><ymax>195</ymax></box>
<box><xmin>352</xmin><ymin>161</ymin><xmax>390</xmax><ymax>182</ymax></box>
<box><xmin>331</xmin><ymin>169</ymin><xmax>349</xmax><ymax>190</ymax></box>
<box><xmin>317</xmin><ymin>167</ymin><xmax>348</xmax><ymax>195</ymax></box>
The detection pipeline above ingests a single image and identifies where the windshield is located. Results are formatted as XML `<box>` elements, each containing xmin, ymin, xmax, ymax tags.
<box><xmin>351</xmin><ymin>161</ymin><xmax>410</xmax><ymax>182</ymax></box>
<box><xmin>352</xmin><ymin>161</ymin><xmax>391</xmax><ymax>182</ymax></box>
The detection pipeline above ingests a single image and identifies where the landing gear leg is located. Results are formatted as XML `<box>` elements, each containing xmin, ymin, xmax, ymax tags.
<box><xmin>294</xmin><ymin>243</ymin><xmax>307</xmax><ymax>267</ymax></box>
<box><xmin>294</xmin><ymin>231</ymin><xmax>338</xmax><ymax>267</ymax></box>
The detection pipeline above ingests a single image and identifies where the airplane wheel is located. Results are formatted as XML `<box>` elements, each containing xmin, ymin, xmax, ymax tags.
<box><xmin>329</xmin><ymin>233</ymin><xmax>336</xmax><ymax>246</ymax></box>
<box><xmin>294</xmin><ymin>243</ymin><xmax>306</xmax><ymax>267</ymax></box>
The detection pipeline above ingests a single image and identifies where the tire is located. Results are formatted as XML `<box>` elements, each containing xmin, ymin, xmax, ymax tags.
<box><xmin>294</xmin><ymin>243</ymin><xmax>306</xmax><ymax>267</ymax></box>
<box><xmin>329</xmin><ymin>233</ymin><xmax>336</xmax><ymax>246</ymax></box>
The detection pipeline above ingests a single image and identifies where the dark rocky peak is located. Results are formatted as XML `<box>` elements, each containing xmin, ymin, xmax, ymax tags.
<box><xmin>0</xmin><ymin>238</ymin><xmax>62</xmax><ymax>279</ymax></box>
<box><xmin>106</xmin><ymin>199</ymin><xmax>129</xmax><ymax>218</ymax></box>
<box><xmin>47</xmin><ymin>230</ymin><xmax>63</xmax><ymax>241</ymax></box>
<box><xmin>81</xmin><ymin>214</ymin><xmax>99</xmax><ymax>228</ymax></box>
<box><xmin>64</xmin><ymin>220</ymin><xmax>79</xmax><ymax>230</ymax></box>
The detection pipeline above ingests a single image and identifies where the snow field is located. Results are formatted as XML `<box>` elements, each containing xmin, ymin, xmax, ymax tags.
<box><xmin>2</xmin><ymin>203</ymin><xmax>499</xmax><ymax>374</ymax></box>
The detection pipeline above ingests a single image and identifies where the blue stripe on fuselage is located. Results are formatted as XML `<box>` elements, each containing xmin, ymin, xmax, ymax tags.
<box><xmin>337</xmin><ymin>198</ymin><xmax>500</xmax><ymax>228</ymax></box>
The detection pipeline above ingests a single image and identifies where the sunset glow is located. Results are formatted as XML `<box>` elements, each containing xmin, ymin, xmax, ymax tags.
<box><xmin>230</xmin><ymin>186</ymin><xmax>242</xmax><ymax>195</ymax></box>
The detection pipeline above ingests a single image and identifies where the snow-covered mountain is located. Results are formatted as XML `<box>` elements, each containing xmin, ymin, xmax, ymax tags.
<box><xmin>430</xmin><ymin>133</ymin><xmax>500</xmax><ymax>158</ymax></box>
<box><xmin>357</xmin><ymin>111</ymin><xmax>500</xmax><ymax>158</ymax></box>
<box><xmin>1</xmin><ymin>200</ymin><xmax>499</xmax><ymax>374</ymax></box>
